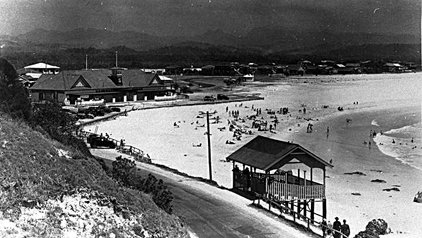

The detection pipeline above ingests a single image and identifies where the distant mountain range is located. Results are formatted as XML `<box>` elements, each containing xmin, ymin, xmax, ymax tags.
<box><xmin>0</xmin><ymin>27</ymin><xmax>420</xmax><ymax>68</ymax></box>
<box><xmin>6</xmin><ymin>27</ymin><xmax>420</xmax><ymax>52</ymax></box>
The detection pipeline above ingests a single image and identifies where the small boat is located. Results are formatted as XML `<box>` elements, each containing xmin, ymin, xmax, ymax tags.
<box><xmin>413</xmin><ymin>191</ymin><xmax>422</xmax><ymax>203</ymax></box>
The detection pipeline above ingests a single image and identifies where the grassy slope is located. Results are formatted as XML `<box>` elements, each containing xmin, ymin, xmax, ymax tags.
<box><xmin>0</xmin><ymin>114</ymin><xmax>188</xmax><ymax>237</ymax></box>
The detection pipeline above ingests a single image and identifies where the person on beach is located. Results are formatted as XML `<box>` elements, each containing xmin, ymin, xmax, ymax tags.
<box><xmin>243</xmin><ymin>167</ymin><xmax>251</xmax><ymax>190</ymax></box>
<box><xmin>333</xmin><ymin>217</ymin><xmax>342</xmax><ymax>238</ymax></box>
<box><xmin>321</xmin><ymin>219</ymin><xmax>328</xmax><ymax>237</ymax></box>
<box><xmin>327</xmin><ymin>220</ymin><xmax>333</xmax><ymax>237</ymax></box>
<box><xmin>233</xmin><ymin>165</ymin><xmax>240</xmax><ymax>173</ymax></box>
<box><xmin>326</xmin><ymin>127</ymin><xmax>330</xmax><ymax>139</ymax></box>
<box><xmin>340</xmin><ymin>220</ymin><xmax>350</xmax><ymax>238</ymax></box>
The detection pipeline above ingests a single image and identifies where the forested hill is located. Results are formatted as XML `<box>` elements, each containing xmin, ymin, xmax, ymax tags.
<box><xmin>0</xmin><ymin>27</ymin><xmax>420</xmax><ymax>69</ymax></box>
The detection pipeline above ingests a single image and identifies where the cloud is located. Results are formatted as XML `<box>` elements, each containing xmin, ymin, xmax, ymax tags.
<box><xmin>0</xmin><ymin>0</ymin><xmax>419</xmax><ymax>36</ymax></box>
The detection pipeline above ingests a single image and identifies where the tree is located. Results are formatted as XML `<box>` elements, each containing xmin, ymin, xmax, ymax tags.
<box><xmin>0</xmin><ymin>57</ymin><xmax>32</xmax><ymax>120</ymax></box>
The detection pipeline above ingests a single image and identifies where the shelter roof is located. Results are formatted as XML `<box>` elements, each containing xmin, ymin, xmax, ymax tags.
<box><xmin>24</xmin><ymin>62</ymin><xmax>60</xmax><ymax>69</ymax></box>
<box><xmin>226</xmin><ymin>136</ymin><xmax>333</xmax><ymax>171</ymax></box>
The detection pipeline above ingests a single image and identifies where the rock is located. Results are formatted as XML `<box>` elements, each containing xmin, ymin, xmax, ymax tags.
<box><xmin>366</xmin><ymin>219</ymin><xmax>388</xmax><ymax>235</ymax></box>
<box><xmin>354</xmin><ymin>230</ymin><xmax>379</xmax><ymax>238</ymax></box>
<box><xmin>344</xmin><ymin>171</ymin><xmax>366</xmax><ymax>176</ymax></box>
<box><xmin>382</xmin><ymin>187</ymin><xmax>400</xmax><ymax>192</ymax></box>
<box><xmin>370</xmin><ymin>179</ymin><xmax>386</xmax><ymax>183</ymax></box>
<box><xmin>353</xmin><ymin>219</ymin><xmax>388</xmax><ymax>238</ymax></box>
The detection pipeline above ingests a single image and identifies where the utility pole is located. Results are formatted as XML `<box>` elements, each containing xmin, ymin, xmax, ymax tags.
<box><xmin>115</xmin><ymin>51</ymin><xmax>118</xmax><ymax>67</ymax></box>
<box><xmin>85</xmin><ymin>54</ymin><xmax>88</xmax><ymax>70</ymax></box>
<box><xmin>206</xmin><ymin>111</ymin><xmax>212</xmax><ymax>180</ymax></box>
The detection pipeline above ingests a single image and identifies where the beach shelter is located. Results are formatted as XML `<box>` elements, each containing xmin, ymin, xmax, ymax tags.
<box><xmin>227</xmin><ymin>135</ymin><xmax>333</xmax><ymax>222</ymax></box>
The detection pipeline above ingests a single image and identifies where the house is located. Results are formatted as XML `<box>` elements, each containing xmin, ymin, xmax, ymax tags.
<box><xmin>24</xmin><ymin>62</ymin><xmax>60</xmax><ymax>79</ymax></box>
<box><xmin>165</xmin><ymin>65</ymin><xmax>183</xmax><ymax>75</ymax></box>
<box><xmin>257</xmin><ymin>65</ymin><xmax>275</xmax><ymax>75</ymax></box>
<box><xmin>201</xmin><ymin>65</ymin><xmax>215</xmax><ymax>75</ymax></box>
<box><xmin>214</xmin><ymin>63</ymin><xmax>234</xmax><ymax>76</ymax></box>
<box><xmin>30</xmin><ymin>68</ymin><xmax>174</xmax><ymax>105</ymax></box>
<box><xmin>182</xmin><ymin>67</ymin><xmax>202</xmax><ymax>75</ymax></box>
<box><xmin>383</xmin><ymin>63</ymin><xmax>404</xmax><ymax>73</ymax></box>
<box><xmin>287</xmin><ymin>64</ymin><xmax>305</xmax><ymax>76</ymax></box>
<box><xmin>158</xmin><ymin>75</ymin><xmax>175</xmax><ymax>87</ymax></box>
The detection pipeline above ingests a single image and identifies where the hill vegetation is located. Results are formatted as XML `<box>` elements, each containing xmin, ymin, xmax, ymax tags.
<box><xmin>1</xmin><ymin>27</ymin><xmax>420</xmax><ymax>69</ymax></box>
<box><xmin>0</xmin><ymin>58</ymin><xmax>188</xmax><ymax>237</ymax></box>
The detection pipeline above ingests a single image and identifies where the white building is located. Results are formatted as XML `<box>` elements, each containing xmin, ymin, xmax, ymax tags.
<box><xmin>24</xmin><ymin>62</ymin><xmax>60</xmax><ymax>79</ymax></box>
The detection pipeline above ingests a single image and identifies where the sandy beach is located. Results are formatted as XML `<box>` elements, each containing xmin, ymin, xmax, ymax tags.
<box><xmin>85</xmin><ymin>73</ymin><xmax>422</xmax><ymax>237</ymax></box>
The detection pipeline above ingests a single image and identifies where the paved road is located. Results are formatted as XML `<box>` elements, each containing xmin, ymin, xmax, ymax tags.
<box><xmin>97</xmin><ymin>152</ymin><xmax>315</xmax><ymax>238</ymax></box>
<box><xmin>169</xmin><ymin>181</ymin><xmax>277</xmax><ymax>238</ymax></box>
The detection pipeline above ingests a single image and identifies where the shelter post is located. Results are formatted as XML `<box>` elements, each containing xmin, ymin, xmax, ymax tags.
<box><xmin>323</xmin><ymin>199</ymin><xmax>327</xmax><ymax>219</ymax></box>
<box><xmin>206</xmin><ymin>111</ymin><xmax>212</xmax><ymax>180</ymax></box>
<box><xmin>310</xmin><ymin>199</ymin><xmax>315</xmax><ymax>223</ymax></box>
<box><xmin>297</xmin><ymin>200</ymin><xmax>300</xmax><ymax>219</ymax></box>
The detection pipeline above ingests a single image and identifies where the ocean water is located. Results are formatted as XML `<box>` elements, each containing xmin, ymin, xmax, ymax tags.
<box><xmin>373</xmin><ymin>122</ymin><xmax>422</xmax><ymax>171</ymax></box>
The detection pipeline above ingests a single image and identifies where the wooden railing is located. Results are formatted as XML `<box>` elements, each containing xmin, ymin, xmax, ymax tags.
<box><xmin>233</xmin><ymin>171</ymin><xmax>325</xmax><ymax>201</ymax></box>
<box><xmin>266</xmin><ymin>182</ymin><xmax>325</xmax><ymax>201</ymax></box>
<box><xmin>79</xmin><ymin>131</ymin><xmax>151</xmax><ymax>163</ymax></box>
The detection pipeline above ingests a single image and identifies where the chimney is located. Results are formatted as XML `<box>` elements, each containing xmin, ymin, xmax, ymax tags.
<box><xmin>110</xmin><ymin>67</ymin><xmax>124</xmax><ymax>86</ymax></box>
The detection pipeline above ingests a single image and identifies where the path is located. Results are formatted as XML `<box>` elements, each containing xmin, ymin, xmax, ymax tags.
<box><xmin>92</xmin><ymin>149</ymin><xmax>317</xmax><ymax>238</ymax></box>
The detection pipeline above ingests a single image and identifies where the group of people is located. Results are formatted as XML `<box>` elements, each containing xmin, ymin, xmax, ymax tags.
<box><xmin>229</xmin><ymin>110</ymin><xmax>241</xmax><ymax>118</ymax></box>
<box><xmin>306</xmin><ymin>123</ymin><xmax>314</xmax><ymax>133</ymax></box>
<box><xmin>321</xmin><ymin>217</ymin><xmax>350</xmax><ymax>238</ymax></box>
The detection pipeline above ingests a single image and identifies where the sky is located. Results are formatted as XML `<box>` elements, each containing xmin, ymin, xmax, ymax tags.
<box><xmin>0</xmin><ymin>0</ymin><xmax>420</xmax><ymax>37</ymax></box>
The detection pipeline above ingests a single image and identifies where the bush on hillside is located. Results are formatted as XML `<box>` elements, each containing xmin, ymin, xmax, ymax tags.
<box><xmin>31</xmin><ymin>101</ymin><xmax>92</xmax><ymax>158</ymax></box>
<box><xmin>111</xmin><ymin>156</ymin><xmax>136</xmax><ymax>185</ymax></box>
<box><xmin>111</xmin><ymin>156</ymin><xmax>174</xmax><ymax>214</ymax></box>
<box><xmin>0</xmin><ymin>115</ymin><xmax>188</xmax><ymax>237</ymax></box>
<box><xmin>0</xmin><ymin>57</ymin><xmax>32</xmax><ymax>120</ymax></box>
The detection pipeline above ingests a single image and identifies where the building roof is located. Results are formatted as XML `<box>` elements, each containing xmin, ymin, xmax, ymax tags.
<box><xmin>159</xmin><ymin>75</ymin><xmax>174</xmax><ymax>81</ymax></box>
<box><xmin>30</xmin><ymin>69</ymin><xmax>160</xmax><ymax>91</ymax></box>
<box><xmin>120</xmin><ymin>70</ymin><xmax>161</xmax><ymax>87</ymax></box>
<box><xmin>24</xmin><ymin>62</ymin><xmax>60</xmax><ymax>69</ymax></box>
<box><xmin>288</xmin><ymin>65</ymin><xmax>305</xmax><ymax>71</ymax></box>
<box><xmin>226</xmin><ymin>136</ymin><xmax>333</xmax><ymax>171</ymax></box>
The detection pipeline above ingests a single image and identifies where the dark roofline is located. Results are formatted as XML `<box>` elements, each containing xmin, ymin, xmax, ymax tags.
<box><xmin>227</xmin><ymin>135</ymin><xmax>333</xmax><ymax>171</ymax></box>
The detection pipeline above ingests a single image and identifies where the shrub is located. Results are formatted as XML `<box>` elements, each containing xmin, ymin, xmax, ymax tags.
<box><xmin>111</xmin><ymin>156</ymin><xmax>136</xmax><ymax>185</ymax></box>
<box><xmin>111</xmin><ymin>157</ymin><xmax>173</xmax><ymax>214</ymax></box>
<box><xmin>31</xmin><ymin>101</ymin><xmax>92</xmax><ymax>158</ymax></box>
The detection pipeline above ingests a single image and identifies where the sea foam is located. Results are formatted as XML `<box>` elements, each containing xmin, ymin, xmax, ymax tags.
<box><xmin>373</xmin><ymin>122</ymin><xmax>422</xmax><ymax>171</ymax></box>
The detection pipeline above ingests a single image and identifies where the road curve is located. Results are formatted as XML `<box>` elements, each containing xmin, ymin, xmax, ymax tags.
<box><xmin>94</xmin><ymin>151</ymin><xmax>315</xmax><ymax>238</ymax></box>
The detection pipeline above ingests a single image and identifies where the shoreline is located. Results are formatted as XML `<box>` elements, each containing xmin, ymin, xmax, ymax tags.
<box><xmin>84</xmin><ymin>73</ymin><xmax>422</xmax><ymax>237</ymax></box>
<box><xmin>288</xmin><ymin>103</ymin><xmax>421</xmax><ymax>236</ymax></box>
